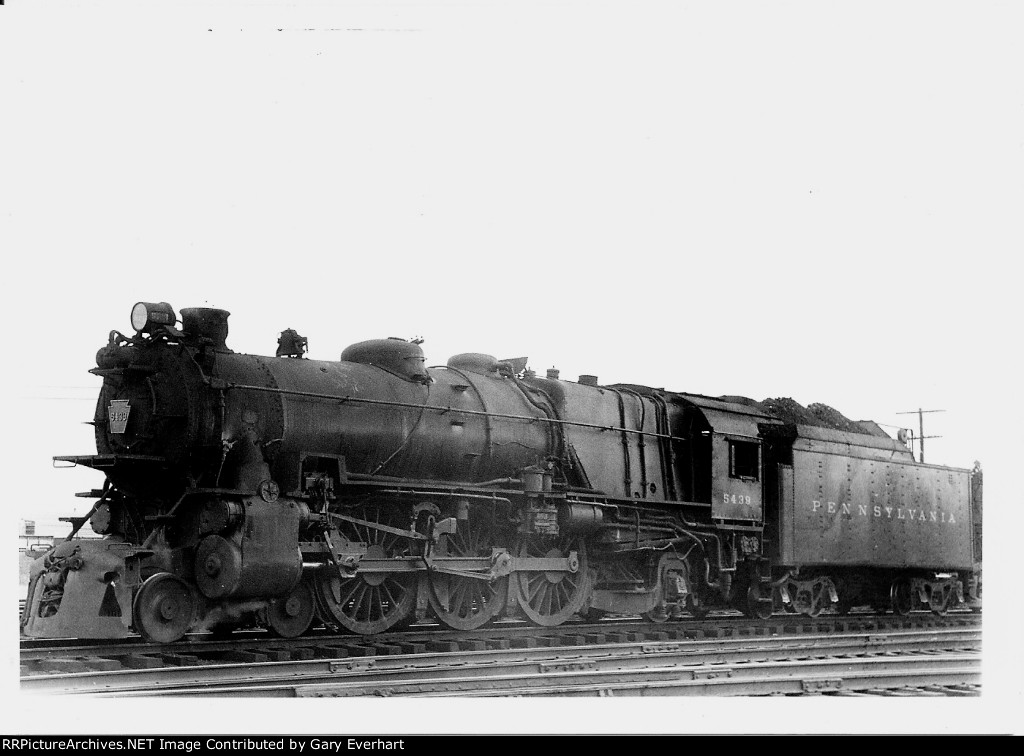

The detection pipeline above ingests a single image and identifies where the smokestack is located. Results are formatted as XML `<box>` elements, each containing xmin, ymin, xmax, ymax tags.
<box><xmin>181</xmin><ymin>308</ymin><xmax>231</xmax><ymax>351</ymax></box>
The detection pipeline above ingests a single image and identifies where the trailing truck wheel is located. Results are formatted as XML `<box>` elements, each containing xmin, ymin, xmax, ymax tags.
<box><xmin>132</xmin><ymin>573</ymin><xmax>197</xmax><ymax>644</ymax></box>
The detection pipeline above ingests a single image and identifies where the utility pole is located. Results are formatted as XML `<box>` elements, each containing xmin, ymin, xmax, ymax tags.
<box><xmin>896</xmin><ymin>408</ymin><xmax>944</xmax><ymax>463</ymax></box>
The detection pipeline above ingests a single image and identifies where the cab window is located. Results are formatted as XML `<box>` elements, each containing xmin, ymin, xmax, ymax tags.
<box><xmin>729</xmin><ymin>440</ymin><xmax>760</xmax><ymax>480</ymax></box>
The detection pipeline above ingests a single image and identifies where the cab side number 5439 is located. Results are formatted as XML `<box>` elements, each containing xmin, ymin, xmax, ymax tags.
<box><xmin>724</xmin><ymin>493</ymin><xmax>753</xmax><ymax>507</ymax></box>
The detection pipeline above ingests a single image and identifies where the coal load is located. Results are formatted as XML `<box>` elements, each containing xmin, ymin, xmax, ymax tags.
<box><xmin>761</xmin><ymin>397</ymin><xmax>869</xmax><ymax>435</ymax></box>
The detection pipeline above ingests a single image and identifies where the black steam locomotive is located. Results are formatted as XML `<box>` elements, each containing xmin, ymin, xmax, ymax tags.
<box><xmin>22</xmin><ymin>303</ymin><xmax>982</xmax><ymax>643</ymax></box>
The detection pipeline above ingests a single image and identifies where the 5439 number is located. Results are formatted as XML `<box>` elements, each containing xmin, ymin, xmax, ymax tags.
<box><xmin>723</xmin><ymin>493</ymin><xmax>754</xmax><ymax>507</ymax></box>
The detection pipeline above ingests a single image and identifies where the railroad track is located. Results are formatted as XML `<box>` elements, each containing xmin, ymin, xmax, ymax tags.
<box><xmin>18</xmin><ymin>611</ymin><xmax>972</xmax><ymax>659</ymax></box>
<box><xmin>21</xmin><ymin>614</ymin><xmax>981</xmax><ymax>697</ymax></box>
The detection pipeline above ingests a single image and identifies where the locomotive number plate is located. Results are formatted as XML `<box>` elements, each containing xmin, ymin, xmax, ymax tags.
<box><xmin>108</xmin><ymin>400</ymin><xmax>131</xmax><ymax>434</ymax></box>
<box><xmin>723</xmin><ymin>493</ymin><xmax>753</xmax><ymax>507</ymax></box>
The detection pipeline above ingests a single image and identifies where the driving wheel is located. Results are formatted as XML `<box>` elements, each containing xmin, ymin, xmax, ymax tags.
<box><xmin>314</xmin><ymin>506</ymin><xmax>418</xmax><ymax>634</ymax></box>
<box><xmin>427</xmin><ymin>516</ymin><xmax>508</xmax><ymax>630</ymax></box>
<box><xmin>514</xmin><ymin>535</ymin><xmax>592</xmax><ymax>627</ymax></box>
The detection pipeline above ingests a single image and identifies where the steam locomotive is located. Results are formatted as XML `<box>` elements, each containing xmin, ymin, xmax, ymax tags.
<box><xmin>22</xmin><ymin>302</ymin><xmax>982</xmax><ymax>643</ymax></box>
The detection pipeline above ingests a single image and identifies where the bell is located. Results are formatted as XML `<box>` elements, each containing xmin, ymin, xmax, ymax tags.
<box><xmin>276</xmin><ymin>328</ymin><xmax>308</xmax><ymax>358</ymax></box>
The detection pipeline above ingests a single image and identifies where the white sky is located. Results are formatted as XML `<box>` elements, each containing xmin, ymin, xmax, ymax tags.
<box><xmin>1</xmin><ymin>0</ymin><xmax>1021</xmax><ymax>736</ymax></box>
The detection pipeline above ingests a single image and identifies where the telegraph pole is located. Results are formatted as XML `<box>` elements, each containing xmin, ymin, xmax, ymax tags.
<box><xmin>896</xmin><ymin>408</ymin><xmax>944</xmax><ymax>463</ymax></box>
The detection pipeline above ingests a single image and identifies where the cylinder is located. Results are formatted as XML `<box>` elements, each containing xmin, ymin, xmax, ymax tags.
<box><xmin>194</xmin><ymin>534</ymin><xmax>301</xmax><ymax>599</ymax></box>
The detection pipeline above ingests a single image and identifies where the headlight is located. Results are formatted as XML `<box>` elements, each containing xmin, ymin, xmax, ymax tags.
<box><xmin>130</xmin><ymin>301</ymin><xmax>177</xmax><ymax>333</ymax></box>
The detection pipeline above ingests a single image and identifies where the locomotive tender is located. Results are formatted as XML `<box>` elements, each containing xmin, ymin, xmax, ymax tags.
<box><xmin>22</xmin><ymin>303</ymin><xmax>982</xmax><ymax>642</ymax></box>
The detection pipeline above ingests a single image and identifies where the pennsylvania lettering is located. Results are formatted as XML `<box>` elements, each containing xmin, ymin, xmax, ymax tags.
<box><xmin>811</xmin><ymin>500</ymin><xmax>957</xmax><ymax>524</ymax></box>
